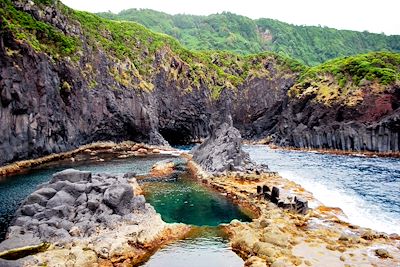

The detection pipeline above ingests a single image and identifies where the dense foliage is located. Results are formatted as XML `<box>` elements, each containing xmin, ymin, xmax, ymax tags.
<box><xmin>0</xmin><ymin>0</ymin><xmax>79</xmax><ymax>58</ymax></box>
<box><xmin>97</xmin><ymin>9</ymin><xmax>400</xmax><ymax>66</ymax></box>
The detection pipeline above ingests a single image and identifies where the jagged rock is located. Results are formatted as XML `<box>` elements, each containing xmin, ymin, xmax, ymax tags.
<box><xmin>46</xmin><ymin>190</ymin><xmax>76</xmax><ymax>209</ymax></box>
<box><xmin>24</xmin><ymin>193</ymin><xmax>48</xmax><ymax>207</ymax></box>
<box><xmin>20</xmin><ymin>204</ymin><xmax>45</xmax><ymax>217</ymax></box>
<box><xmin>1</xmin><ymin>169</ymin><xmax>145</xmax><ymax>247</ymax></box>
<box><xmin>375</xmin><ymin>248</ymin><xmax>392</xmax><ymax>258</ymax></box>
<box><xmin>103</xmin><ymin>184</ymin><xmax>134</xmax><ymax>214</ymax></box>
<box><xmin>50</xmin><ymin>169</ymin><xmax>92</xmax><ymax>183</ymax></box>
<box><xmin>192</xmin><ymin>115</ymin><xmax>252</xmax><ymax>173</ymax></box>
<box><xmin>35</xmin><ymin>188</ymin><xmax>57</xmax><ymax>199</ymax></box>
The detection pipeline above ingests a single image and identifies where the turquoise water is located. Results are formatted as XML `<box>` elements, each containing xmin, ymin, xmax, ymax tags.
<box><xmin>0</xmin><ymin>154</ymin><xmax>174</xmax><ymax>241</ymax></box>
<box><xmin>143</xmin><ymin>175</ymin><xmax>250</xmax><ymax>226</ymax></box>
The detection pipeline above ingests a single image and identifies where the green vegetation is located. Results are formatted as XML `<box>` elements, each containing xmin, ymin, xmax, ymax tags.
<box><xmin>68</xmin><ymin>8</ymin><xmax>303</xmax><ymax>97</ymax></box>
<box><xmin>3</xmin><ymin>0</ymin><xmax>399</xmax><ymax>105</ymax></box>
<box><xmin>97</xmin><ymin>9</ymin><xmax>400</xmax><ymax>66</ymax></box>
<box><xmin>290</xmin><ymin>52</ymin><xmax>400</xmax><ymax>106</ymax></box>
<box><xmin>0</xmin><ymin>0</ymin><xmax>79</xmax><ymax>58</ymax></box>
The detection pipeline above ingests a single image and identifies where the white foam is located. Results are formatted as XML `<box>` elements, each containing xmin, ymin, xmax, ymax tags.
<box><xmin>278</xmin><ymin>170</ymin><xmax>400</xmax><ymax>234</ymax></box>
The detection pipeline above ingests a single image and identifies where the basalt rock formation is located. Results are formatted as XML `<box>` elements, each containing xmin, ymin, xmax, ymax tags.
<box><xmin>0</xmin><ymin>0</ymin><xmax>399</xmax><ymax>167</ymax></box>
<box><xmin>192</xmin><ymin>115</ymin><xmax>254</xmax><ymax>173</ymax></box>
<box><xmin>1</xmin><ymin>169</ymin><xmax>147</xmax><ymax>247</ymax></box>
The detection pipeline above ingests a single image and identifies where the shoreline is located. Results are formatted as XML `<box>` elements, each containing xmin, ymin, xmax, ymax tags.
<box><xmin>1</xmin><ymin>140</ymin><xmax>398</xmax><ymax>179</ymax></box>
<box><xmin>243</xmin><ymin>141</ymin><xmax>400</xmax><ymax>158</ymax></box>
<box><xmin>1</xmin><ymin>143</ymin><xmax>399</xmax><ymax>266</ymax></box>
<box><xmin>0</xmin><ymin>141</ymin><xmax>175</xmax><ymax>178</ymax></box>
<box><xmin>187</xmin><ymin>159</ymin><xmax>400</xmax><ymax>266</ymax></box>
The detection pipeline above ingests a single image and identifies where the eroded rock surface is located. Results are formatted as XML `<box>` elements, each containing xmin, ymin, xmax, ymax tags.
<box><xmin>192</xmin><ymin>115</ymin><xmax>267</xmax><ymax>173</ymax></box>
<box><xmin>0</xmin><ymin>168</ymin><xmax>190</xmax><ymax>266</ymax></box>
<box><xmin>192</xmin><ymin>118</ymin><xmax>247</xmax><ymax>172</ymax></box>
<box><xmin>1</xmin><ymin>169</ymin><xmax>147</xmax><ymax>246</ymax></box>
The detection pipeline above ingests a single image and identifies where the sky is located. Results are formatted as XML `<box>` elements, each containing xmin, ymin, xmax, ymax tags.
<box><xmin>60</xmin><ymin>0</ymin><xmax>400</xmax><ymax>35</ymax></box>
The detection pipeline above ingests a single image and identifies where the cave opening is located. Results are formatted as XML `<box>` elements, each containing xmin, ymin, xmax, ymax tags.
<box><xmin>159</xmin><ymin>128</ymin><xmax>199</xmax><ymax>146</ymax></box>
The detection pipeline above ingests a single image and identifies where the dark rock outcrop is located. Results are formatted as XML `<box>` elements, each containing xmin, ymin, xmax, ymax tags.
<box><xmin>271</xmin><ymin>89</ymin><xmax>400</xmax><ymax>152</ymax></box>
<box><xmin>192</xmin><ymin>115</ymin><xmax>254</xmax><ymax>173</ymax></box>
<box><xmin>1</xmin><ymin>169</ymin><xmax>147</xmax><ymax>248</ymax></box>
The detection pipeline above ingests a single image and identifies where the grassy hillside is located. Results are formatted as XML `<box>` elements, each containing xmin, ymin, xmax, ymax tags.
<box><xmin>97</xmin><ymin>9</ymin><xmax>400</xmax><ymax>66</ymax></box>
<box><xmin>0</xmin><ymin>0</ymin><xmax>303</xmax><ymax>98</ymax></box>
<box><xmin>290</xmin><ymin>52</ymin><xmax>400</xmax><ymax>106</ymax></box>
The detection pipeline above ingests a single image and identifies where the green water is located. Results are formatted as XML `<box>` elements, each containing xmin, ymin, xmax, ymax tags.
<box><xmin>143</xmin><ymin>174</ymin><xmax>251</xmax><ymax>226</ymax></box>
<box><xmin>142</xmin><ymin>227</ymin><xmax>243</xmax><ymax>267</ymax></box>
<box><xmin>141</xmin><ymin>168</ymin><xmax>250</xmax><ymax>266</ymax></box>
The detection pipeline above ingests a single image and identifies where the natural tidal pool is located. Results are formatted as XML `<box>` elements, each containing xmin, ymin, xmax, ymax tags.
<box><xmin>140</xmin><ymin>174</ymin><xmax>249</xmax><ymax>266</ymax></box>
<box><xmin>0</xmin><ymin>152</ymin><xmax>250</xmax><ymax>266</ymax></box>
<box><xmin>142</xmin><ymin>174</ymin><xmax>250</xmax><ymax>226</ymax></box>
<box><xmin>244</xmin><ymin>145</ymin><xmax>400</xmax><ymax>234</ymax></box>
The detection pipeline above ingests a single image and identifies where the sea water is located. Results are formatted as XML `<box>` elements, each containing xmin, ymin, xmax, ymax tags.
<box><xmin>244</xmin><ymin>145</ymin><xmax>400</xmax><ymax>234</ymax></box>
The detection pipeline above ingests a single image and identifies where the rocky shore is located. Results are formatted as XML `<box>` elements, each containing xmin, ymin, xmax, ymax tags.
<box><xmin>0</xmin><ymin>141</ymin><xmax>173</xmax><ymax>177</ymax></box>
<box><xmin>188</xmin><ymin>161</ymin><xmax>400</xmax><ymax>266</ymax></box>
<box><xmin>0</xmin><ymin>130</ymin><xmax>399</xmax><ymax>266</ymax></box>
<box><xmin>0</xmin><ymin>168</ymin><xmax>190</xmax><ymax>266</ymax></box>
<box><xmin>188</xmin><ymin>123</ymin><xmax>400</xmax><ymax>266</ymax></box>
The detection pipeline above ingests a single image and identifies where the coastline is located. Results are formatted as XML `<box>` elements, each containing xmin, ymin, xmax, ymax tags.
<box><xmin>0</xmin><ymin>141</ymin><xmax>175</xmax><ymax>178</ymax></box>
<box><xmin>188</xmin><ymin>159</ymin><xmax>400</xmax><ymax>266</ymax></box>
<box><xmin>243</xmin><ymin>141</ymin><xmax>400</xmax><ymax>158</ymax></box>
<box><xmin>0</xmin><ymin>143</ymin><xmax>399</xmax><ymax>266</ymax></box>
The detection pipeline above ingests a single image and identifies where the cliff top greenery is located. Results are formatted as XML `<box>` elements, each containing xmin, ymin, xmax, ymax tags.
<box><xmin>1</xmin><ymin>0</ymin><xmax>303</xmax><ymax>98</ymax></box>
<box><xmin>290</xmin><ymin>52</ymin><xmax>400</xmax><ymax>106</ymax></box>
<box><xmin>97</xmin><ymin>9</ymin><xmax>400</xmax><ymax>66</ymax></box>
<box><xmin>1</xmin><ymin>0</ymin><xmax>399</xmax><ymax>104</ymax></box>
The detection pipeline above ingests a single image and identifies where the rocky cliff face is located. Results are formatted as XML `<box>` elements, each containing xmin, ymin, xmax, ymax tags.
<box><xmin>0</xmin><ymin>0</ymin><xmax>298</xmax><ymax>166</ymax></box>
<box><xmin>0</xmin><ymin>0</ymin><xmax>399</xmax><ymax>167</ymax></box>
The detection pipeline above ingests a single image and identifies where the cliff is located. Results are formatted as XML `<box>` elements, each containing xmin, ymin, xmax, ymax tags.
<box><xmin>0</xmin><ymin>0</ymin><xmax>399</xmax><ymax>166</ymax></box>
<box><xmin>273</xmin><ymin>52</ymin><xmax>400</xmax><ymax>152</ymax></box>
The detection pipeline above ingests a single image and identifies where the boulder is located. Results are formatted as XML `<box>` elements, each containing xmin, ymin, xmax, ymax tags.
<box><xmin>20</xmin><ymin>204</ymin><xmax>45</xmax><ymax>216</ymax></box>
<box><xmin>50</xmin><ymin>169</ymin><xmax>92</xmax><ymax>183</ymax></box>
<box><xmin>103</xmin><ymin>184</ymin><xmax>134</xmax><ymax>214</ymax></box>
<box><xmin>2</xmin><ymin>170</ymin><xmax>144</xmax><ymax>245</ymax></box>
<box><xmin>46</xmin><ymin>190</ymin><xmax>76</xmax><ymax>209</ymax></box>
<box><xmin>35</xmin><ymin>187</ymin><xmax>57</xmax><ymax>199</ymax></box>
<box><xmin>24</xmin><ymin>193</ymin><xmax>48</xmax><ymax>206</ymax></box>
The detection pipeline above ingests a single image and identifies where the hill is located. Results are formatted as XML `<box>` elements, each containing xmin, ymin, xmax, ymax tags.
<box><xmin>97</xmin><ymin>9</ymin><xmax>400</xmax><ymax>65</ymax></box>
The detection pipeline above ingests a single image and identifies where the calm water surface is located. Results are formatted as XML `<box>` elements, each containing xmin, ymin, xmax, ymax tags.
<box><xmin>143</xmin><ymin>175</ymin><xmax>250</xmax><ymax>226</ymax></box>
<box><xmin>244</xmin><ymin>145</ymin><xmax>400</xmax><ymax>234</ymax></box>
<box><xmin>142</xmin><ymin>228</ymin><xmax>243</xmax><ymax>267</ymax></box>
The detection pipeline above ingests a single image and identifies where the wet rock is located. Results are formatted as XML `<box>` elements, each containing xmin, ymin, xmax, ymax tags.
<box><xmin>271</xmin><ymin>187</ymin><xmax>280</xmax><ymax>204</ymax></box>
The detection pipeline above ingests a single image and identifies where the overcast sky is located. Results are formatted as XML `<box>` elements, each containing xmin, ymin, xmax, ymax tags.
<box><xmin>61</xmin><ymin>0</ymin><xmax>400</xmax><ymax>35</ymax></box>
